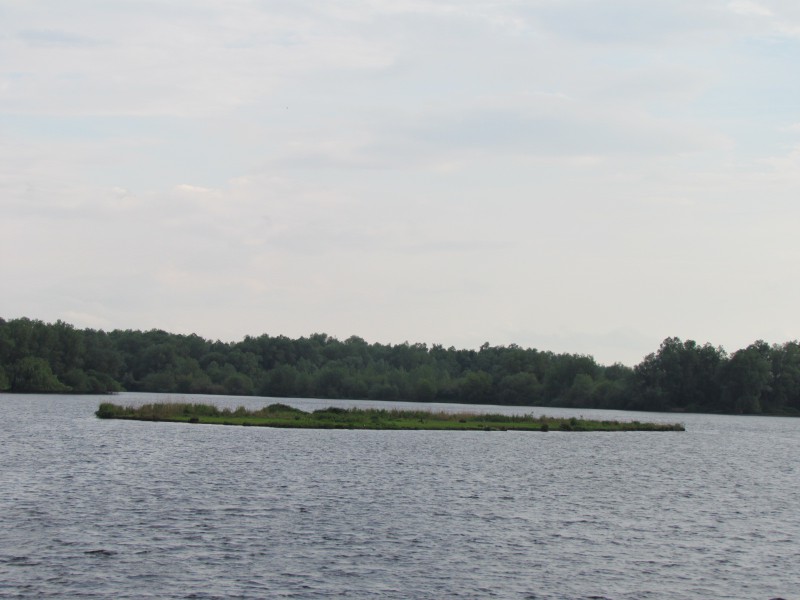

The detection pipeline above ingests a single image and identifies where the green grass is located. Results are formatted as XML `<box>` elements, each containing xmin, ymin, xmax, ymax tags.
<box><xmin>95</xmin><ymin>402</ymin><xmax>685</xmax><ymax>432</ymax></box>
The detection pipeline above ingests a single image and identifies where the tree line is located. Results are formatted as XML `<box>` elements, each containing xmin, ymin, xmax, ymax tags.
<box><xmin>1</xmin><ymin>317</ymin><xmax>798</xmax><ymax>415</ymax></box>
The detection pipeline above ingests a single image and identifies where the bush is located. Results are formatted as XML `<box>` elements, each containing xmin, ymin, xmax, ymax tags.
<box><xmin>95</xmin><ymin>403</ymin><xmax>118</xmax><ymax>418</ymax></box>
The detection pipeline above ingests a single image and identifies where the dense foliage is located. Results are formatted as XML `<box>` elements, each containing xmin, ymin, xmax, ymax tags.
<box><xmin>1</xmin><ymin>317</ymin><xmax>799</xmax><ymax>415</ymax></box>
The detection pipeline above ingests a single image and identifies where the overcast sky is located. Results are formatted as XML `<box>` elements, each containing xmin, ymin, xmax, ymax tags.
<box><xmin>2</xmin><ymin>0</ymin><xmax>799</xmax><ymax>365</ymax></box>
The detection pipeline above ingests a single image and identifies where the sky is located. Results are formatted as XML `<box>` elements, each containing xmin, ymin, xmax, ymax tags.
<box><xmin>2</xmin><ymin>0</ymin><xmax>800</xmax><ymax>365</ymax></box>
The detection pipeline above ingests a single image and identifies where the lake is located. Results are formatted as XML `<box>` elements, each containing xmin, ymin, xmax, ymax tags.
<box><xmin>1</xmin><ymin>392</ymin><xmax>797</xmax><ymax>599</ymax></box>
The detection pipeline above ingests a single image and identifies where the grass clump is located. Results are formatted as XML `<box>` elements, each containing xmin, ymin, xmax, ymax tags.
<box><xmin>95</xmin><ymin>402</ymin><xmax>685</xmax><ymax>432</ymax></box>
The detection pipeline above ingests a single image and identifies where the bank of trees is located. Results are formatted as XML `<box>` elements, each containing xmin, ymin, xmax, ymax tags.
<box><xmin>1</xmin><ymin>317</ymin><xmax>799</xmax><ymax>415</ymax></box>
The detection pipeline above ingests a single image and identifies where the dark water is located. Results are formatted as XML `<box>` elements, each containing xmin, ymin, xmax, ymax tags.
<box><xmin>1</xmin><ymin>393</ymin><xmax>798</xmax><ymax>599</ymax></box>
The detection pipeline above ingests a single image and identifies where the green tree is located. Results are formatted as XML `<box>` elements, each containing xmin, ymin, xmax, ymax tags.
<box><xmin>632</xmin><ymin>338</ymin><xmax>724</xmax><ymax>411</ymax></box>
<box><xmin>497</xmin><ymin>372</ymin><xmax>542</xmax><ymax>405</ymax></box>
<box><xmin>413</xmin><ymin>378</ymin><xmax>437</xmax><ymax>402</ymax></box>
<box><xmin>721</xmin><ymin>342</ymin><xmax>772</xmax><ymax>414</ymax></box>
<box><xmin>0</xmin><ymin>366</ymin><xmax>9</xmax><ymax>391</ymax></box>
<box><xmin>61</xmin><ymin>368</ymin><xmax>121</xmax><ymax>393</ymax></box>
<box><xmin>313</xmin><ymin>364</ymin><xmax>347</xmax><ymax>398</ymax></box>
<box><xmin>10</xmin><ymin>357</ymin><xmax>69</xmax><ymax>392</ymax></box>
<box><xmin>768</xmin><ymin>341</ymin><xmax>800</xmax><ymax>412</ymax></box>
<box><xmin>542</xmin><ymin>354</ymin><xmax>598</xmax><ymax>405</ymax></box>
<box><xmin>458</xmin><ymin>371</ymin><xmax>493</xmax><ymax>404</ymax></box>
<box><xmin>261</xmin><ymin>364</ymin><xmax>300</xmax><ymax>397</ymax></box>
<box><xmin>224</xmin><ymin>372</ymin><xmax>255</xmax><ymax>396</ymax></box>
<box><xmin>141</xmin><ymin>370</ymin><xmax>178</xmax><ymax>392</ymax></box>
<box><xmin>563</xmin><ymin>373</ymin><xmax>595</xmax><ymax>407</ymax></box>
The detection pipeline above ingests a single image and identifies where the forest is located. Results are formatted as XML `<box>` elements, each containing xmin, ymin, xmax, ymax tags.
<box><xmin>1</xmin><ymin>316</ymin><xmax>798</xmax><ymax>415</ymax></box>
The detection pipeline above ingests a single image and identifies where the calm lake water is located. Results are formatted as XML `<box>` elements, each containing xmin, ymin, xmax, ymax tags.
<box><xmin>1</xmin><ymin>392</ymin><xmax>798</xmax><ymax>599</ymax></box>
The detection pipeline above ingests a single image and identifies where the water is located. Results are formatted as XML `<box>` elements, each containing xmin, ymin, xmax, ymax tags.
<box><xmin>1</xmin><ymin>392</ymin><xmax>797</xmax><ymax>599</ymax></box>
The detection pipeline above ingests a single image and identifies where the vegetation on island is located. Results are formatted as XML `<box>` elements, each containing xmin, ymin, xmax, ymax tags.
<box><xmin>1</xmin><ymin>316</ymin><xmax>799</xmax><ymax>415</ymax></box>
<box><xmin>95</xmin><ymin>402</ymin><xmax>685</xmax><ymax>431</ymax></box>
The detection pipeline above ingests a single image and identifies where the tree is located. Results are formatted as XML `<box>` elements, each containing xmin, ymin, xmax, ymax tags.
<box><xmin>0</xmin><ymin>366</ymin><xmax>9</xmax><ymax>391</ymax></box>
<box><xmin>458</xmin><ymin>371</ymin><xmax>493</xmax><ymax>404</ymax></box>
<box><xmin>313</xmin><ymin>365</ymin><xmax>347</xmax><ymax>398</ymax></box>
<box><xmin>413</xmin><ymin>378</ymin><xmax>437</xmax><ymax>402</ymax></box>
<box><xmin>563</xmin><ymin>373</ymin><xmax>595</xmax><ymax>408</ymax></box>
<box><xmin>61</xmin><ymin>368</ymin><xmax>121</xmax><ymax>393</ymax></box>
<box><xmin>497</xmin><ymin>372</ymin><xmax>543</xmax><ymax>405</ymax></box>
<box><xmin>721</xmin><ymin>342</ymin><xmax>772</xmax><ymax>414</ymax></box>
<box><xmin>224</xmin><ymin>372</ymin><xmax>255</xmax><ymax>396</ymax></box>
<box><xmin>261</xmin><ymin>364</ymin><xmax>300</xmax><ymax>398</ymax></box>
<box><xmin>9</xmin><ymin>357</ymin><xmax>69</xmax><ymax>392</ymax></box>
<box><xmin>542</xmin><ymin>354</ymin><xmax>598</xmax><ymax>405</ymax></box>
<box><xmin>632</xmin><ymin>338</ymin><xmax>725</xmax><ymax>412</ymax></box>
<box><xmin>768</xmin><ymin>342</ymin><xmax>800</xmax><ymax>412</ymax></box>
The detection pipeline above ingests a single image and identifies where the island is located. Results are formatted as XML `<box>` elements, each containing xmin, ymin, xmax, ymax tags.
<box><xmin>95</xmin><ymin>402</ymin><xmax>685</xmax><ymax>431</ymax></box>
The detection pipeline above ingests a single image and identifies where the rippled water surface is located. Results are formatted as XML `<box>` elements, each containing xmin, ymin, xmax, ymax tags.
<box><xmin>1</xmin><ymin>393</ymin><xmax>798</xmax><ymax>599</ymax></box>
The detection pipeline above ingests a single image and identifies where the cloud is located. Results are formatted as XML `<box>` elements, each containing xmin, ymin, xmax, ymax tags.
<box><xmin>728</xmin><ymin>1</ymin><xmax>773</xmax><ymax>17</ymax></box>
<box><xmin>17</xmin><ymin>29</ymin><xmax>104</xmax><ymax>47</ymax></box>
<box><xmin>267</xmin><ymin>98</ymin><xmax>726</xmax><ymax>174</ymax></box>
<box><xmin>520</xmin><ymin>0</ymin><xmax>729</xmax><ymax>44</ymax></box>
<box><xmin>1</xmin><ymin>2</ymin><xmax>398</xmax><ymax>117</ymax></box>
<box><xmin>408</xmin><ymin>105</ymin><xmax>721</xmax><ymax>158</ymax></box>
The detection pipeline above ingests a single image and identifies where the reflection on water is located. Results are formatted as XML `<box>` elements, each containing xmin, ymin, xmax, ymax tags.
<box><xmin>1</xmin><ymin>392</ymin><xmax>797</xmax><ymax>599</ymax></box>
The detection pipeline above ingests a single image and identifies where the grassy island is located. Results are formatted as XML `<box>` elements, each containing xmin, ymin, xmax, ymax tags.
<box><xmin>95</xmin><ymin>402</ymin><xmax>685</xmax><ymax>432</ymax></box>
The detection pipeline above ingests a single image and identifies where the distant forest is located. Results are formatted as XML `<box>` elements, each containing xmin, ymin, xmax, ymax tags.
<box><xmin>1</xmin><ymin>317</ymin><xmax>798</xmax><ymax>415</ymax></box>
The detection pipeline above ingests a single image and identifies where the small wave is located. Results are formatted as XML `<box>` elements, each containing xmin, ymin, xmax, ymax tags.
<box><xmin>3</xmin><ymin>555</ymin><xmax>40</xmax><ymax>567</ymax></box>
<box><xmin>83</xmin><ymin>549</ymin><xmax>117</xmax><ymax>557</ymax></box>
